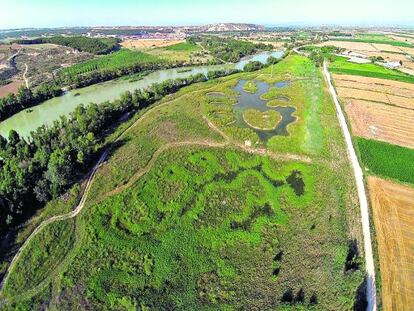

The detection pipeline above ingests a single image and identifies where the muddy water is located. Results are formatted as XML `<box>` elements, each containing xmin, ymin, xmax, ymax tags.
<box><xmin>233</xmin><ymin>80</ymin><xmax>296</xmax><ymax>140</ymax></box>
<box><xmin>0</xmin><ymin>50</ymin><xmax>284</xmax><ymax>138</ymax></box>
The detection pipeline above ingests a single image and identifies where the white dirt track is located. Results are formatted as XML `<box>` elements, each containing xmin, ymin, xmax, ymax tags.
<box><xmin>323</xmin><ymin>61</ymin><xmax>377</xmax><ymax>311</ymax></box>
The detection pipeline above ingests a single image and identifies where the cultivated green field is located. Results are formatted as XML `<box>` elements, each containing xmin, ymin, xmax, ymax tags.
<box><xmin>356</xmin><ymin>138</ymin><xmax>414</xmax><ymax>185</ymax></box>
<box><xmin>1</xmin><ymin>55</ymin><xmax>365</xmax><ymax>310</ymax></box>
<box><xmin>61</xmin><ymin>49</ymin><xmax>165</xmax><ymax>76</ymax></box>
<box><xmin>329</xmin><ymin>56</ymin><xmax>414</xmax><ymax>83</ymax></box>
<box><xmin>332</xmin><ymin>33</ymin><xmax>413</xmax><ymax>47</ymax></box>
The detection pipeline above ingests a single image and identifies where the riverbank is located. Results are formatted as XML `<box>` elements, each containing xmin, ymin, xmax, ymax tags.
<box><xmin>0</xmin><ymin>50</ymin><xmax>284</xmax><ymax>138</ymax></box>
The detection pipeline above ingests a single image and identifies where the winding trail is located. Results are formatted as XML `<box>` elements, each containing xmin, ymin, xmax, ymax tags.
<box><xmin>323</xmin><ymin>61</ymin><xmax>377</xmax><ymax>311</ymax></box>
<box><xmin>0</xmin><ymin>82</ymin><xmax>310</xmax><ymax>302</ymax></box>
<box><xmin>23</xmin><ymin>64</ymin><xmax>29</xmax><ymax>88</ymax></box>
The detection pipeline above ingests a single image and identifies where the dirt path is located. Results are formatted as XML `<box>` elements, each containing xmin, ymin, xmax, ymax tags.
<box><xmin>0</xmin><ymin>150</ymin><xmax>108</xmax><ymax>295</ymax></box>
<box><xmin>323</xmin><ymin>61</ymin><xmax>377</xmax><ymax>311</ymax></box>
<box><xmin>0</xmin><ymin>81</ymin><xmax>311</xmax><ymax>302</ymax></box>
<box><xmin>23</xmin><ymin>64</ymin><xmax>29</xmax><ymax>88</ymax></box>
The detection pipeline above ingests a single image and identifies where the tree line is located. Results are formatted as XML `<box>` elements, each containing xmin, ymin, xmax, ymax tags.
<box><xmin>190</xmin><ymin>35</ymin><xmax>273</xmax><ymax>63</ymax></box>
<box><xmin>13</xmin><ymin>36</ymin><xmax>120</xmax><ymax>55</ymax></box>
<box><xmin>0</xmin><ymin>84</ymin><xmax>62</xmax><ymax>121</ymax></box>
<box><xmin>0</xmin><ymin>70</ymin><xmax>240</xmax><ymax>234</ymax></box>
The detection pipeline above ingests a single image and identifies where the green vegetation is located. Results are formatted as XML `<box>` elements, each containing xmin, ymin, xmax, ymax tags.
<box><xmin>1</xmin><ymin>55</ymin><xmax>364</xmax><ymax>310</ymax></box>
<box><xmin>329</xmin><ymin>56</ymin><xmax>414</xmax><ymax>83</ymax></box>
<box><xmin>192</xmin><ymin>35</ymin><xmax>272</xmax><ymax>62</ymax></box>
<box><xmin>13</xmin><ymin>36</ymin><xmax>120</xmax><ymax>54</ymax></box>
<box><xmin>144</xmin><ymin>41</ymin><xmax>211</xmax><ymax>64</ymax></box>
<box><xmin>356</xmin><ymin>138</ymin><xmax>414</xmax><ymax>185</ymax></box>
<box><xmin>242</xmin><ymin>80</ymin><xmax>257</xmax><ymax>93</ymax></box>
<box><xmin>242</xmin><ymin>109</ymin><xmax>281</xmax><ymax>130</ymax></box>
<box><xmin>60</xmin><ymin>49</ymin><xmax>164</xmax><ymax>77</ymax></box>
<box><xmin>332</xmin><ymin>37</ymin><xmax>413</xmax><ymax>47</ymax></box>
<box><xmin>165</xmin><ymin>42</ymin><xmax>201</xmax><ymax>52</ymax></box>
<box><xmin>58</xmin><ymin>49</ymin><xmax>167</xmax><ymax>88</ymax></box>
<box><xmin>0</xmin><ymin>73</ymin><xmax>209</xmax><ymax>234</ymax></box>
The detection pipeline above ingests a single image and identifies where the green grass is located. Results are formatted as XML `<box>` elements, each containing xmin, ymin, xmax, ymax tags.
<box><xmin>3</xmin><ymin>219</ymin><xmax>76</xmax><ymax>298</ymax></box>
<box><xmin>2</xmin><ymin>55</ymin><xmax>365</xmax><ymax>310</ymax></box>
<box><xmin>333</xmin><ymin>37</ymin><xmax>413</xmax><ymax>47</ymax></box>
<box><xmin>356</xmin><ymin>138</ymin><xmax>414</xmax><ymax>185</ymax></box>
<box><xmin>242</xmin><ymin>109</ymin><xmax>281</xmax><ymax>130</ymax></box>
<box><xmin>61</xmin><ymin>49</ymin><xmax>165</xmax><ymax>76</ymax></box>
<box><xmin>329</xmin><ymin>56</ymin><xmax>414</xmax><ymax>83</ymax></box>
<box><xmin>165</xmin><ymin>42</ymin><xmax>201</xmax><ymax>52</ymax></box>
<box><xmin>242</xmin><ymin>80</ymin><xmax>258</xmax><ymax>93</ymax></box>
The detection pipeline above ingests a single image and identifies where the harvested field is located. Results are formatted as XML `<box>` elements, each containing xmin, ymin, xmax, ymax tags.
<box><xmin>318</xmin><ymin>41</ymin><xmax>378</xmax><ymax>52</ymax></box>
<box><xmin>333</xmin><ymin>78</ymin><xmax>414</xmax><ymax>99</ymax></box>
<box><xmin>121</xmin><ymin>39</ymin><xmax>184</xmax><ymax>49</ymax></box>
<box><xmin>0</xmin><ymin>80</ymin><xmax>23</xmax><ymax>97</ymax></box>
<box><xmin>368</xmin><ymin>176</ymin><xmax>414</xmax><ymax>311</ymax></box>
<box><xmin>333</xmin><ymin>74</ymin><xmax>414</xmax><ymax>91</ymax></box>
<box><xmin>336</xmin><ymin>86</ymin><xmax>414</xmax><ymax>109</ymax></box>
<box><xmin>371</xmin><ymin>43</ymin><xmax>405</xmax><ymax>53</ymax></box>
<box><xmin>344</xmin><ymin>99</ymin><xmax>414</xmax><ymax>149</ymax></box>
<box><xmin>389</xmin><ymin>35</ymin><xmax>414</xmax><ymax>44</ymax></box>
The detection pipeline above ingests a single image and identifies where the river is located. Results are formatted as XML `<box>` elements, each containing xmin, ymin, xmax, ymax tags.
<box><xmin>0</xmin><ymin>50</ymin><xmax>284</xmax><ymax>138</ymax></box>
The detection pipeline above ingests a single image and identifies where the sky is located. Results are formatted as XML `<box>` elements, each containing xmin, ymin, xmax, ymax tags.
<box><xmin>0</xmin><ymin>0</ymin><xmax>413</xmax><ymax>29</ymax></box>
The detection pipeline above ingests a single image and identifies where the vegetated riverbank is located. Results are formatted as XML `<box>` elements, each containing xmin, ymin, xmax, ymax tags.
<box><xmin>0</xmin><ymin>50</ymin><xmax>285</xmax><ymax>138</ymax></box>
<box><xmin>0</xmin><ymin>70</ymin><xmax>236</xmax><ymax>238</ymax></box>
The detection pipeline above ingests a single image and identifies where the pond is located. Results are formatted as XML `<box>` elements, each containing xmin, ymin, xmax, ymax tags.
<box><xmin>233</xmin><ymin>79</ymin><xmax>296</xmax><ymax>140</ymax></box>
<box><xmin>0</xmin><ymin>50</ymin><xmax>285</xmax><ymax>138</ymax></box>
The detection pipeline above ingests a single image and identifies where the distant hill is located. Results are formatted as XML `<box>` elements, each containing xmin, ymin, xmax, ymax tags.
<box><xmin>203</xmin><ymin>23</ymin><xmax>265</xmax><ymax>32</ymax></box>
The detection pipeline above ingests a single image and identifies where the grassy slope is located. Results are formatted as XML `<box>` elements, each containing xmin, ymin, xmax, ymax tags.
<box><xmin>2</xmin><ymin>56</ymin><xmax>364</xmax><ymax>310</ymax></box>
<box><xmin>329</xmin><ymin>56</ymin><xmax>414</xmax><ymax>83</ymax></box>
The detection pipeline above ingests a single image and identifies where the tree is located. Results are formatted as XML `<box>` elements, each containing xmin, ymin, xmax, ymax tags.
<box><xmin>46</xmin><ymin>147</ymin><xmax>73</xmax><ymax>197</ymax></box>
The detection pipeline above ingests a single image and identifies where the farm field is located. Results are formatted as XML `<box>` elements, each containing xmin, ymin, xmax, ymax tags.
<box><xmin>327</xmin><ymin>48</ymin><xmax>414</xmax><ymax>308</ymax></box>
<box><xmin>143</xmin><ymin>42</ymin><xmax>212</xmax><ymax>63</ymax></box>
<box><xmin>328</xmin><ymin>56</ymin><xmax>414</xmax><ymax>83</ymax></box>
<box><xmin>330</xmin><ymin>61</ymin><xmax>414</xmax><ymax>149</ymax></box>
<box><xmin>345</xmin><ymin>99</ymin><xmax>414</xmax><ymax>152</ymax></box>
<box><xmin>333</xmin><ymin>74</ymin><xmax>414</xmax><ymax>100</ymax></box>
<box><xmin>0</xmin><ymin>55</ymin><xmax>365</xmax><ymax>310</ymax></box>
<box><xmin>120</xmin><ymin>39</ymin><xmax>185</xmax><ymax>49</ymax></box>
<box><xmin>368</xmin><ymin>176</ymin><xmax>414</xmax><ymax>311</ymax></box>
<box><xmin>336</xmin><ymin>87</ymin><xmax>414</xmax><ymax>109</ymax></box>
<box><xmin>357</xmin><ymin>138</ymin><xmax>414</xmax><ymax>185</ymax></box>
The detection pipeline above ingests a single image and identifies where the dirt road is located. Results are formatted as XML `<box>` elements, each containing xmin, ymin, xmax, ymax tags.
<box><xmin>323</xmin><ymin>61</ymin><xmax>377</xmax><ymax>311</ymax></box>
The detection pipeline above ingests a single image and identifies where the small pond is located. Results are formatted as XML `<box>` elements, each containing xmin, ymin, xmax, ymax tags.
<box><xmin>233</xmin><ymin>80</ymin><xmax>296</xmax><ymax>140</ymax></box>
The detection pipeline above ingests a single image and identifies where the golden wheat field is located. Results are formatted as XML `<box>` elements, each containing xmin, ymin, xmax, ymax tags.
<box><xmin>368</xmin><ymin>177</ymin><xmax>414</xmax><ymax>311</ymax></box>
<box><xmin>344</xmin><ymin>99</ymin><xmax>414</xmax><ymax>149</ymax></box>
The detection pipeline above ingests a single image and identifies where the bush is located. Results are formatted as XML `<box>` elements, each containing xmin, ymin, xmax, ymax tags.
<box><xmin>243</xmin><ymin>61</ymin><xmax>264</xmax><ymax>72</ymax></box>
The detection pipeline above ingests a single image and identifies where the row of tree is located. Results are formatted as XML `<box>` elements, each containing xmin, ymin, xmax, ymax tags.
<box><xmin>0</xmin><ymin>71</ymin><xmax>238</xmax><ymax>233</ymax></box>
<box><xmin>13</xmin><ymin>36</ymin><xmax>120</xmax><ymax>55</ymax></box>
<box><xmin>190</xmin><ymin>36</ymin><xmax>273</xmax><ymax>63</ymax></box>
<box><xmin>0</xmin><ymin>84</ymin><xmax>62</xmax><ymax>121</ymax></box>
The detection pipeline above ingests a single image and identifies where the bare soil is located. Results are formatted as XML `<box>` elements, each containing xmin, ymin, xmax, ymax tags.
<box><xmin>368</xmin><ymin>176</ymin><xmax>414</xmax><ymax>311</ymax></box>
<box><xmin>344</xmin><ymin>99</ymin><xmax>414</xmax><ymax>149</ymax></box>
